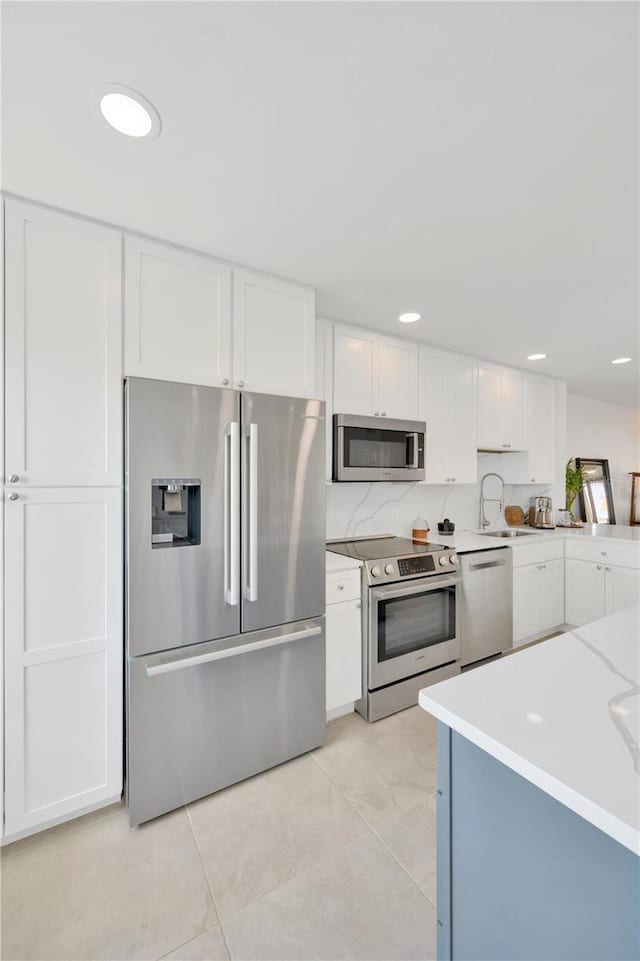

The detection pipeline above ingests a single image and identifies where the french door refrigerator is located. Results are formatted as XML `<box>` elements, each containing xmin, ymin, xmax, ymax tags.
<box><xmin>125</xmin><ymin>378</ymin><xmax>326</xmax><ymax>826</ymax></box>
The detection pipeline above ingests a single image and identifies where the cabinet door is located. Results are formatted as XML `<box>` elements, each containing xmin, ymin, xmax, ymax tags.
<box><xmin>4</xmin><ymin>488</ymin><xmax>122</xmax><ymax>838</ymax></box>
<box><xmin>513</xmin><ymin>564</ymin><xmax>539</xmax><ymax>644</ymax></box>
<box><xmin>565</xmin><ymin>559</ymin><xmax>605</xmax><ymax>627</ymax></box>
<box><xmin>125</xmin><ymin>236</ymin><xmax>232</xmax><ymax>388</ymax></box>
<box><xmin>325</xmin><ymin>599</ymin><xmax>363</xmax><ymax>711</ymax></box>
<box><xmin>477</xmin><ymin>366</ymin><xmax>503</xmax><ymax>449</ymax></box>
<box><xmin>376</xmin><ymin>335</ymin><xmax>418</xmax><ymax>419</ymax></box>
<box><xmin>5</xmin><ymin>199</ymin><xmax>122</xmax><ymax>486</ymax></box>
<box><xmin>446</xmin><ymin>357</ymin><xmax>478</xmax><ymax>483</ymax></box>
<box><xmin>233</xmin><ymin>268</ymin><xmax>315</xmax><ymax>397</ymax></box>
<box><xmin>315</xmin><ymin>319</ymin><xmax>334</xmax><ymax>482</ymax></box>
<box><xmin>526</xmin><ymin>379</ymin><xmax>555</xmax><ymax>483</ymax></box>
<box><xmin>418</xmin><ymin>349</ymin><xmax>446</xmax><ymax>483</ymax></box>
<box><xmin>333</xmin><ymin>325</ymin><xmax>378</xmax><ymax>415</ymax></box>
<box><xmin>537</xmin><ymin>558</ymin><xmax>564</xmax><ymax>633</ymax></box>
<box><xmin>605</xmin><ymin>566</ymin><xmax>640</xmax><ymax>616</ymax></box>
<box><xmin>501</xmin><ymin>370</ymin><xmax>528</xmax><ymax>450</ymax></box>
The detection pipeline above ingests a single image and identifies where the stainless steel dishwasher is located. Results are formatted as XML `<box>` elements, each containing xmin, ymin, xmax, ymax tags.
<box><xmin>459</xmin><ymin>548</ymin><xmax>512</xmax><ymax>667</ymax></box>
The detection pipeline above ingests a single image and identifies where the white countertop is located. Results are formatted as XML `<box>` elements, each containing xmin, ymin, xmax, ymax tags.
<box><xmin>427</xmin><ymin>524</ymin><xmax>640</xmax><ymax>554</ymax></box>
<box><xmin>325</xmin><ymin>551</ymin><xmax>363</xmax><ymax>574</ymax></box>
<box><xmin>420</xmin><ymin>606</ymin><xmax>640</xmax><ymax>855</ymax></box>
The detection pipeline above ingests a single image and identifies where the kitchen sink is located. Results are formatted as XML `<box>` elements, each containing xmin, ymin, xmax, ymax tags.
<box><xmin>479</xmin><ymin>529</ymin><xmax>537</xmax><ymax>538</ymax></box>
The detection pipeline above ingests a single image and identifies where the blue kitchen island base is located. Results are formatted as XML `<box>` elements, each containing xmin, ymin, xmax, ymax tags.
<box><xmin>437</xmin><ymin>724</ymin><xmax>640</xmax><ymax>961</ymax></box>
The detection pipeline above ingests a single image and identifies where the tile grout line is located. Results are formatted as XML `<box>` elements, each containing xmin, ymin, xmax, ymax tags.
<box><xmin>183</xmin><ymin>803</ymin><xmax>234</xmax><ymax>961</ymax></box>
<box><xmin>310</xmin><ymin>748</ymin><xmax>438</xmax><ymax>911</ymax></box>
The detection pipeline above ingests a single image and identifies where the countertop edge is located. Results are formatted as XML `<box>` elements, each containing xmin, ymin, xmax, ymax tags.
<box><xmin>419</xmin><ymin>691</ymin><xmax>640</xmax><ymax>856</ymax></box>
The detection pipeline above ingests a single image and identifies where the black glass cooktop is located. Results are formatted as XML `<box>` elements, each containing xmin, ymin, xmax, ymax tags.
<box><xmin>327</xmin><ymin>536</ymin><xmax>447</xmax><ymax>561</ymax></box>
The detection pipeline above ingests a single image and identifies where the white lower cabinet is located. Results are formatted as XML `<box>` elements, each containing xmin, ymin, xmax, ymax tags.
<box><xmin>605</xmin><ymin>565</ymin><xmax>640</xmax><ymax>615</ymax></box>
<box><xmin>513</xmin><ymin>558</ymin><xmax>564</xmax><ymax>645</ymax></box>
<box><xmin>565</xmin><ymin>538</ymin><xmax>640</xmax><ymax>626</ymax></box>
<box><xmin>325</xmin><ymin>568</ymin><xmax>362</xmax><ymax>713</ymax></box>
<box><xmin>4</xmin><ymin>487</ymin><xmax>123</xmax><ymax>839</ymax></box>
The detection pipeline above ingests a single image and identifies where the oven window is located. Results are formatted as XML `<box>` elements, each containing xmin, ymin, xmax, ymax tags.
<box><xmin>378</xmin><ymin>586</ymin><xmax>455</xmax><ymax>661</ymax></box>
<box><xmin>343</xmin><ymin>427</ymin><xmax>411</xmax><ymax>469</ymax></box>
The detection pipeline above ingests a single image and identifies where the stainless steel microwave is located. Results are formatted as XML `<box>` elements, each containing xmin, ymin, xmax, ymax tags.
<box><xmin>333</xmin><ymin>414</ymin><xmax>425</xmax><ymax>482</ymax></box>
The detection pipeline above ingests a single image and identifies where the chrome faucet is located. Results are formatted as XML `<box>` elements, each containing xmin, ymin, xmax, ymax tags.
<box><xmin>480</xmin><ymin>473</ymin><xmax>505</xmax><ymax>529</ymax></box>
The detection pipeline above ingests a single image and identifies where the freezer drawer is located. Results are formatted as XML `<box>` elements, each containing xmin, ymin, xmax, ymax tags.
<box><xmin>126</xmin><ymin>618</ymin><xmax>326</xmax><ymax>826</ymax></box>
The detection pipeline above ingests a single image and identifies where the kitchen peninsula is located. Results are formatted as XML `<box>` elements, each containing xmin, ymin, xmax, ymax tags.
<box><xmin>420</xmin><ymin>605</ymin><xmax>640</xmax><ymax>961</ymax></box>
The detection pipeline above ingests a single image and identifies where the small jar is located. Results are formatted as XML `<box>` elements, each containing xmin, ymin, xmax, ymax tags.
<box><xmin>412</xmin><ymin>516</ymin><xmax>429</xmax><ymax>542</ymax></box>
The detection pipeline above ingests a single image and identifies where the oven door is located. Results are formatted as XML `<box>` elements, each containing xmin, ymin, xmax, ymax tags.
<box><xmin>368</xmin><ymin>576</ymin><xmax>459</xmax><ymax>689</ymax></box>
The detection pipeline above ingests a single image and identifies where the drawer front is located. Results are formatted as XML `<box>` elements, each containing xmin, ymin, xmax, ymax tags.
<box><xmin>326</xmin><ymin>569</ymin><xmax>361</xmax><ymax>604</ymax></box>
<box><xmin>564</xmin><ymin>538</ymin><xmax>640</xmax><ymax>570</ymax></box>
<box><xmin>511</xmin><ymin>539</ymin><xmax>563</xmax><ymax>568</ymax></box>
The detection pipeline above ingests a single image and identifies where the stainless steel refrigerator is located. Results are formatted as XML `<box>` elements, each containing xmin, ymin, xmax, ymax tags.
<box><xmin>125</xmin><ymin>378</ymin><xmax>326</xmax><ymax>826</ymax></box>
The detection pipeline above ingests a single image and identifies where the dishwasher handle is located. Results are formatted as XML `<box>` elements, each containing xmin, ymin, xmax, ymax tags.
<box><xmin>145</xmin><ymin>624</ymin><xmax>321</xmax><ymax>677</ymax></box>
<box><xmin>466</xmin><ymin>559</ymin><xmax>507</xmax><ymax>572</ymax></box>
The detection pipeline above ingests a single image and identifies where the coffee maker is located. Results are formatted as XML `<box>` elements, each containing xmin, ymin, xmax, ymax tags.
<box><xmin>529</xmin><ymin>496</ymin><xmax>554</xmax><ymax>529</ymax></box>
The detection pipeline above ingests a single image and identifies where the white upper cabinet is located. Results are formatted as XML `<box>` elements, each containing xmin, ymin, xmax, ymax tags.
<box><xmin>125</xmin><ymin>236</ymin><xmax>232</xmax><ymax>388</ymax></box>
<box><xmin>376</xmin><ymin>335</ymin><xmax>419</xmax><ymax>419</ymax></box>
<box><xmin>333</xmin><ymin>325</ymin><xmax>378</xmax><ymax>415</ymax></box>
<box><xmin>5</xmin><ymin>199</ymin><xmax>122</xmax><ymax>486</ymax></box>
<box><xmin>419</xmin><ymin>348</ymin><xmax>477</xmax><ymax>484</ymax></box>
<box><xmin>333</xmin><ymin>325</ymin><xmax>418</xmax><ymax>419</ymax></box>
<box><xmin>233</xmin><ymin>268</ymin><xmax>315</xmax><ymax>397</ymax></box>
<box><xmin>477</xmin><ymin>365</ymin><xmax>528</xmax><ymax>451</ymax></box>
<box><xmin>315</xmin><ymin>319</ymin><xmax>334</xmax><ymax>482</ymax></box>
<box><xmin>526</xmin><ymin>378</ymin><xmax>556</xmax><ymax>484</ymax></box>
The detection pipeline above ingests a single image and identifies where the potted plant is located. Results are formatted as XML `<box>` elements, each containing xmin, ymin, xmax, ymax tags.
<box><xmin>565</xmin><ymin>459</ymin><xmax>584</xmax><ymax>523</ymax></box>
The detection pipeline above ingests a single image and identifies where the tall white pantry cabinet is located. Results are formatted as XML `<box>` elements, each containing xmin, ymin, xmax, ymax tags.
<box><xmin>3</xmin><ymin>199</ymin><xmax>124</xmax><ymax>840</ymax></box>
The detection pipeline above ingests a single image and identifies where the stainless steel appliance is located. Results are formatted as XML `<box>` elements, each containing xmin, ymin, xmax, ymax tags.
<box><xmin>327</xmin><ymin>536</ymin><xmax>460</xmax><ymax>721</ymax></box>
<box><xmin>332</xmin><ymin>414</ymin><xmax>425</xmax><ymax>482</ymax></box>
<box><xmin>125</xmin><ymin>378</ymin><xmax>326</xmax><ymax>826</ymax></box>
<box><xmin>529</xmin><ymin>495</ymin><xmax>554</xmax><ymax>529</ymax></box>
<box><xmin>459</xmin><ymin>548</ymin><xmax>513</xmax><ymax>667</ymax></box>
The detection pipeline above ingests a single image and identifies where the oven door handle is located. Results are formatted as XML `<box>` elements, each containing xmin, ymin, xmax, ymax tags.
<box><xmin>371</xmin><ymin>575</ymin><xmax>459</xmax><ymax>601</ymax></box>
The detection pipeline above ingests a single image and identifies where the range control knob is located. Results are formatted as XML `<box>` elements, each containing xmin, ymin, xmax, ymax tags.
<box><xmin>371</xmin><ymin>565</ymin><xmax>382</xmax><ymax>578</ymax></box>
<box><xmin>438</xmin><ymin>555</ymin><xmax>449</xmax><ymax>567</ymax></box>
<box><xmin>450</xmin><ymin>555</ymin><xmax>458</xmax><ymax>565</ymax></box>
<box><xmin>384</xmin><ymin>563</ymin><xmax>394</xmax><ymax>575</ymax></box>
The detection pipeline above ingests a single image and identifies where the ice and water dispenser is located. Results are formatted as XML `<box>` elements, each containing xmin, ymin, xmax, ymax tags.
<box><xmin>151</xmin><ymin>479</ymin><xmax>201</xmax><ymax>548</ymax></box>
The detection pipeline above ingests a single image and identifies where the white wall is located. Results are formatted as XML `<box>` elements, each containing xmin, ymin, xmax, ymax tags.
<box><xmin>566</xmin><ymin>393</ymin><xmax>640</xmax><ymax>524</ymax></box>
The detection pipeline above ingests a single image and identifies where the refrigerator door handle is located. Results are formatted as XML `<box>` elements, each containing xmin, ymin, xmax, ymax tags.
<box><xmin>224</xmin><ymin>421</ymin><xmax>240</xmax><ymax>606</ymax></box>
<box><xmin>244</xmin><ymin>422</ymin><xmax>259</xmax><ymax>602</ymax></box>
<box><xmin>145</xmin><ymin>624</ymin><xmax>321</xmax><ymax>676</ymax></box>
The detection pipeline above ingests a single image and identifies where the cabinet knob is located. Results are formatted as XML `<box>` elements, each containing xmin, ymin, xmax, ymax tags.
<box><xmin>356</xmin><ymin>600</ymin><xmax>362</xmax><ymax>609</ymax></box>
<box><xmin>530</xmin><ymin>478</ymin><xmax>536</xmax><ymax>483</ymax></box>
<box><xmin>374</xmin><ymin>411</ymin><xmax>380</xmax><ymax>417</ymax></box>
<box><xmin>601</xmin><ymin>551</ymin><xmax>607</xmax><ymax>557</ymax></box>
<box><xmin>221</xmin><ymin>378</ymin><xmax>230</xmax><ymax>386</ymax></box>
<box><xmin>605</xmin><ymin>566</ymin><xmax>611</xmax><ymax>572</ymax></box>
<box><xmin>337</xmin><ymin>584</ymin><xmax>344</xmax><ymax>591</ymax></box>
<box><xmin>597</xmin><ymin>565</ymin><xmax>603</xmax><ymax>570</ymax></box>
<box><xmin>237</xmin><ymin>380</ymin><xmax>245</xmax><ymax>388</ymax></box>
<box><xmin>8</xmin><ymin>474</ymin><xmax>19</xmax><ymax>483</ymax></box>
<box><xmin>8</xmin><ymin>492</ymin><xmax>19</xmax><ymax>501</ymax></box>
<box><xmin>451</xmin><ymin>477</ymin><xmax>456</xmax><ymax>482</ymax></box>
<box><xmin>380</xmin><ymin>411</ymin><xmax>387</xmax><ymax>417</ymax></box>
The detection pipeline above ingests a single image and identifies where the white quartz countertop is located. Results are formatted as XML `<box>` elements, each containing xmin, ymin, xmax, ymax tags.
<box><xmin>325</xmin><ymin>551</ymin><xmax>363</xmax><ymax>574</ymax></box>
<box><xmin>428</xmin><ymin>524</ymin><xmax>640</xmax><ymax>554</ymax></box>
<box><xmin>420</xmin><ymin>606</ymin><xmax>640</xmax><ymax>855</ymax></box>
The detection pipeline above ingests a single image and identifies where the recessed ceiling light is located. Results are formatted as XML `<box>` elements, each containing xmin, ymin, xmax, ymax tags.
<box><xmin>527</xmin><ymin>353</ymin><xmax>547</xmax><ymax>361</ymax></box>
<box><xmin>94</xmin><ymin>83</ymin><xmax>161</xmax><ymax>140</ymax></box>
<box><xmin>611</xmin><ymin>357</ymin><xmax>632</xmax><ymax>365</ymax></box>
<box><xmin>398</xmin><ymin>312</ymin><xmax>420</xmax><ymax>324</ymax></box>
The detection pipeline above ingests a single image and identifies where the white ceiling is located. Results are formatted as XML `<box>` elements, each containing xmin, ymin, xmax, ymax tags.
<box><xmin>2</xmin><ymin>1</ymin><xmax>638</xmax><ymax>405</ymax></box>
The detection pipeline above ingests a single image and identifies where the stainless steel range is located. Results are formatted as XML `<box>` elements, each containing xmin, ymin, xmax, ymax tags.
<box><xmin>327</xmin><ymin>535</ymin><xmax>461</xmax><ymax>722</ymax></box>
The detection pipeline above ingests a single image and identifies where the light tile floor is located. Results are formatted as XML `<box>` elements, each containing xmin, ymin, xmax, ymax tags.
<box><xmin>0</xmin><ymin>706</ymin><xmax>439</xmax><ymax>961</ymax></box>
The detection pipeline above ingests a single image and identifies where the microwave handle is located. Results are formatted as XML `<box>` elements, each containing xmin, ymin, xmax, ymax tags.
<box><xmin>406</xmin><ymin>432</ymin><xmax>419</xmax><ymax>469</ymax></box>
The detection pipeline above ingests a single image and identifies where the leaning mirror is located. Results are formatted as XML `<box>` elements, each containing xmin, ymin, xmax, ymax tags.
<box><xmin>576</xmin><ymin>458</ymin><xmax>616</xmax><ymax>525</ymax></box>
